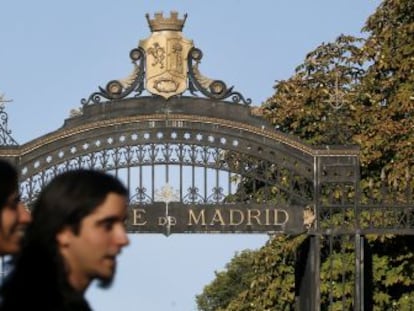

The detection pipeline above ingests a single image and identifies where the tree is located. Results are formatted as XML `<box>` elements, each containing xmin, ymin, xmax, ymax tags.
<box><xmin>355</xmin><ymin>1</ymin><xmax>414</xmax><ymax>309</ymax></box>
<box><xmin>196</xmin><ymin>250</ymin><xmax>257</xmax><ymax>311</ymax></box>
<box><xmin>196</xmin><ymin>235</ymin><xmax>305</xmax><ymax>311</ymax></box>
<box><xmin>356</xmin><ymin>0</ymin><xmax>414</xmax><ymax>190</ymax></box>
<box><xmin>196</xmin><ymin>0</ymin><xmax>414</xmax><ymax>310</ymax></box>
<box><xmin>263</xmin><ymin>34</ymin><xmax>365</xmax><ymax>146</ymax></box>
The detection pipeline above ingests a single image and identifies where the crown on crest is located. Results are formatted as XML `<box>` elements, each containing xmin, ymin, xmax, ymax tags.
<box><xmin>145</xmin><ymin>11</ymin><xmax>187</xmax><ymax>32</ymax></box>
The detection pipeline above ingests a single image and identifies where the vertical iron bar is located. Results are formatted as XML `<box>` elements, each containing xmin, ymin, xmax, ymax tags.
<box><xmin>192</xmin><ymin>146</ymin><xmax>195</xmax><ymax>203</ymax></box>
<box><xmin>151</xmin><ymin>145</ymin><xmax>155</xmax><ymax>200</ymax></box>
<box><xmin>355</xmin><ymin>156</ymin><xmax>362</xmax><ymax>311</ymax></box>
<box><xmin>361</xmin><ymin>235</ymin><xmax>365</xmax><ymax>311</ymax></box>
<box><xmin>139</xmin><ymin>158</ymin><xmax>143</xmax><ymax>200</ymax></box>
<box><xmin>126</xmin><ymin>146</ymin><xmax>130</xmax><ymax>191</ymax></box>
<box><xmin>204</xmin><ymin>147</ymin><xmax>207</xmax><ymax>203</ymax></box>
<box><xmin>179</xmin><ymin>144</ymin><xmax>183</xmax><ymax>201</ymax></box>
<box><xmin>228</xmin><ymin>170</ymin><xmax>231</xmax><ymax>199</ymax></box>
<box><xmin>215</xmin><ymin>148</ymin><xmax>219</xmax><ymax>204</ymax></box>
<box><xmin>165</xmin><ymin>143</ymin><xmax>169</xmax><ymax>184</ymax></box>
<box><xmin>115</xmin><ymin>148</ymin><xmax>119</xmax><ymax>178</ymax></box>
<box><xmin>341</xmin><ymin>235</ymin><xmax>346</xmax><ymax>309</ymax></box>
<box><xmin>314</xmin><ymin>236</ymin><xmax>321</xmax><ymax>311</ymax></box>
<box><xmin>127</xmin><ymin>165</ymin><xmax>131</xmax><ymax>194</ymax></box>
<box><xmin>313</xmin><ymin>156</ymin><xmax>321</xmax><ymax>311</ymax></box>
<box><xmin>329</xmin><ymin>235</ymin><xmax>333</xmax><ymax>307</ymax></box>
<box><xmin>355</xmin><ymin>232</ymin><xmax>362</xmax><ymax>311</ymax></box>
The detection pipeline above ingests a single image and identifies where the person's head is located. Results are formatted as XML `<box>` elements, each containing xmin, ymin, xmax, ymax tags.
<box><xmin>0</xmin><ymin>159</ymin><xmax>31</xmax><ymax>255</ymax></box>
<box><xmin>25</xmin><ymin>169</ymin><xmax>130</xmax><ymax>292</ymax></box>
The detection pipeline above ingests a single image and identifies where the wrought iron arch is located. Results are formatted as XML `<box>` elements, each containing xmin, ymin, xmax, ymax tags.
<box><xmin>16</xmin><ymin>98</ymin><xmax>305</xmax><ymax>197</ymax></box>
<box><xmin>0</xmin><ymin>94</ymin><xmax>359</xmax><ymax>229</ymax></box>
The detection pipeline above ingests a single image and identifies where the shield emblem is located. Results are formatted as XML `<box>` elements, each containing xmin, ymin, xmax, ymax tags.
<box><xmin>140</xmin><ymin>32</ymin><xmax>193</xmax><ymax>99</ymax></box>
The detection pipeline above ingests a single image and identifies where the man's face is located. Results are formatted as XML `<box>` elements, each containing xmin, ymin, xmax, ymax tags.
<box><xmin>0</xmin><ymin>193</ymin><xmax>32</xmax><ymax>255</ymax></box>
<box><xmin>58</xmin><ymin>192</ymin><xmax>130</xmax><ymax>291</ymax></box>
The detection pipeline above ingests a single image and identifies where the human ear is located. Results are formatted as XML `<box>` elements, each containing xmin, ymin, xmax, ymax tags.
<box><xmin>56</xmin><ymin>227</ymin><xmax>74</xmax><ymax>247</ymax></box>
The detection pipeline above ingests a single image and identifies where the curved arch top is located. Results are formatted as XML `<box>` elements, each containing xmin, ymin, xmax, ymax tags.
<box><xmin>0</xmin><ymin>96</ymin><xmax>359</xmax><ymax>177</ymax></box>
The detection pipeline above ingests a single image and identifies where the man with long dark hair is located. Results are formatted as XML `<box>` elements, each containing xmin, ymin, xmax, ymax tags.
<box><xmin>0</xmin><ymin>159</ymin><xmax>31</xmax><ymax>256</ymax></box>
<box><xmin>0</xmin><ymin>169</ymin><xmax>130</xmax><ymax>310</ymax></box>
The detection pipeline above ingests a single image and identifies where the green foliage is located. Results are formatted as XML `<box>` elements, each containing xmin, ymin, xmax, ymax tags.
<box><xmin>196</xmin><ymin>250</ymin><xmax>258</xmax><ymax>311</ymax></box>
<box><xmin>319</xmin><ymin>235</ymin><xmax>356</xmax><ymax>310</ymax></box>
<box><xmin>196</xmin><ymin>235</ymin><xmax>305</xmax><ymax>311</ymax></box>
<box><xmin>263</xmin><ymin>34</ymin><xmax>365</xmax><ymax>146</ymax></box>
<box><xmin>368</xmin><ymin>235</ymin><xmax>414</xmax><ymax>310</ymax></box>
<box><xmin>357</xmin><ymin>0</ymin><xmax>414</xmax><ymax>189</ymax></box>
<box><xmin>196</xmin><ymin>1</ymin><xmax>414</xmax><ymax>310</ymax></box>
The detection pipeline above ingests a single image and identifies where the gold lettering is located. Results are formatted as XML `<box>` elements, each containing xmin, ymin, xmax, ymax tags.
<box><xmin>132</xmin><ymin>209</ymin><xmax>147</xmax><ymax>226</ymax></box>
<box><xmin>274</xmin><ymin>209</ymin><xmax>289</xmax><ymax>225</ymax></box>
<box><xmin>168</xmin><ymin>216</ymin><xmax>177</xmax><ymax>226</ymax></box>
<box><xmin>265</xmin><ymin>209</ymin><xmax>271</xmax><ymax>225</ymax></box>
<box><xmin>210</xmin><ymin>209</ymin><xmax>225</xmax><ymax>226</ymax></box>
<box><xmin>247</xmin><ymin>209</ymin><xmax>262</xmax><ymax>225</ymax></box>
<box><xmin>229</xmin><ymin>209</ymin><xmax>244</xmax><ymax>225</ymax></box>
<box><xmin>188</xmin><ymin>209</ymin><xmax>206</xmax><ymax>225</ymax></box>
<box><xmin>158</xmin><ymin>216</ymin><xmax>168</xmax><ymax>226</ymax></box>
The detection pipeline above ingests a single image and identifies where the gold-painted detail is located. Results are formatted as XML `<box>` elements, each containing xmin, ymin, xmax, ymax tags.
<box><xmin>186</xmin><ymin>208</ymin><xmax>289</xmax><ymax>227</ymax></box>
<box><xmin>146</xmin><ymin>12</ymin><xmax>187</xmax><ymax>32</ymax></box>
<box><xmin>139</xmin><ymin>12</ymin><xmax>193</xmax><ymax>99</ymax></box>
<box><xmin>192</xmin><ymin>62</ymin><xmax>213</xmax><ymax>89</ymax></box>
<box><xmin>303</xmin><ymin>206</ymin><xmax>316</xmax><ymax>229</ymax></box>
<box><xmin>118</xmin><ymin>63</ymin><xmax>139</xmax><ymax>89</ymax></box>
<box><xmin>140</xmin><ymin>33</ymin><xmax>193</xmax><ymax>99</ymax></box>
<box><xmin>147</xmin><ymin>42</ymin><xmax>165</xmax><ymax>68</ymax></box>
<box><xmin>153</xmin><ymin>77</ymin><xmax>179</xmax><ymax>93</ymax></box>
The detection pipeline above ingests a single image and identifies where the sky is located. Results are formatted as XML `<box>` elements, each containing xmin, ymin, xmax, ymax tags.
<box><xmin>0</xmin><ymin>1</ymin><xmax>381</xmax><ymax>310</ymax></box>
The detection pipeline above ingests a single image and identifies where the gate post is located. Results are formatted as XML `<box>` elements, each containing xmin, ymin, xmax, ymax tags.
<box><xmin>355</xmin><ymin>234</ymin><xmax>373</xmax><ymax>311</ymax></box>
<box><xmin>295</xmin><ymin>235</ymin><xmax>320</xmax><ymax>311</ymax></box>
<box><xmin>312</xmin><ymin>235</ymin><xmax>321</xmax><ymax>311</ymax></box>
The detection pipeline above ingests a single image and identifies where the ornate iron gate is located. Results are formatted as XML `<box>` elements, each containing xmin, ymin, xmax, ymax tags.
<box><xmin>1</xmin><ymin>12</ymin><xmax>413</xmax><ymax>311</ymax></box>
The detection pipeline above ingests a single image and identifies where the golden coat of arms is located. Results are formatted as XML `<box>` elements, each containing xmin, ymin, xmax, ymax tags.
<box><xmin>81</xmin><ymin>11</ymin><xmax>251</xmax><ymax>106</ymax></box>
<box><xmin>139</xmin><ymin>12</ymin><xmax>193</xmax><ymax>99</ymax></box>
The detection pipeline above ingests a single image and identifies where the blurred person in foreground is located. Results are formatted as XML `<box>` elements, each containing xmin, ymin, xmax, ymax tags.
<box><xmin>0</xmin><ymin>159</ymin><xmax>31</xmax><ymax>256</ymax></box>
<box><xmin>0</xmin><ymin>169</ymin><xmax>130</xmax><ymax>311</ymax></box>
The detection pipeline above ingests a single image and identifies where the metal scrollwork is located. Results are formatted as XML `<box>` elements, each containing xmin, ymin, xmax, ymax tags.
<box><xmin>0</xmin><ymin>94</ymin><xmax>18</xmax><ymax>146</ymax></box>
<box><xmin>188</xmin><ymin>48</ymin><xmax>251</xmax><ymax>105</ymax></box>
<box><xmin>206</xmin><ymin>186</ymin><xmax>225</xmax><ymax>203</ymax></box>
<box><xmin>81</xmin><ymin>47</ymin><xmax>146</xmax><ymax>105</ymax></box>
<box><xmin>183</xmin><ymin>186</ymin><xmax>205</xmax><ymax>204</ymax></box>
<box><xmin>130</xmin><ymin>186</ymin><xmax>153</xmax><ymax>204</ymax></box>
<box><xmin>81</xmin><ymin>37</ymin><xmax>251</xmax><ymax>105</ymax></box>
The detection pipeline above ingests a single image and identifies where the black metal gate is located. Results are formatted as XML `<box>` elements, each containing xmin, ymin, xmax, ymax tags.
<box><xmin>1</xmin><ymin>12</ymin><xmax>412</xmax><ymax>311</ymax></box>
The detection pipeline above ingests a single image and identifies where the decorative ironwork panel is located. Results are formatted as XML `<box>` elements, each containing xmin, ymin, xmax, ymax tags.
<box><xmin>359</xmin><ymin>176</ymin><xmax>414</xmax><ymax>234</ymax></box>
<box><xmin>19</xmin><ymin>142</ymin><xmax>315</xmax><ymax>208</ymax></box>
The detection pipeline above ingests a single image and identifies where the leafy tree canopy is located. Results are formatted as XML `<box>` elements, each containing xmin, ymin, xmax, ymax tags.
<box><xmin>196</xmin><ymin>0</ymin><xmax>414</xmax><ymax>310</ymax></box>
